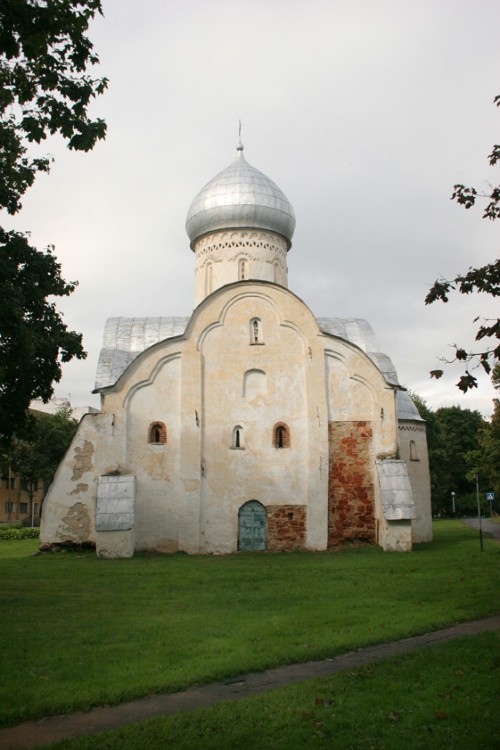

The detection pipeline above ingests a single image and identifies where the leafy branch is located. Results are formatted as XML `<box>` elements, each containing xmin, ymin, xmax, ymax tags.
<box><xmin>0</xmin><ymin>0</ymin><xmax>108</xmax><ymax>214</ymax></box>
<box><xmin>0</xmin><ymin>2</ymin><xmax>106</xmax><ymax>445</ymax></box>
<box><xmin>427</xmin><ymin>95</ymin><xmax>499</xmax><ymax>392</ymax></box>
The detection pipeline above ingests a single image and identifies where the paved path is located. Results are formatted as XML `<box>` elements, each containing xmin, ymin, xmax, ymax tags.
<box><xmin>1</xmin><ymin>615</ymin><xmax>499</xmax><ymax>750</ymax></box>
<box><xmin>461</xmin><ymin>517</ymin><xmax>500</xmax><ymax>541</ymax></box>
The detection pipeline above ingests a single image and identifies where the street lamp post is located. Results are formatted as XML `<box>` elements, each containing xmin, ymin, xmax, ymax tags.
<box><xmin>475</xmin><ymin>474</ymin><xmax>483</xmax><ymax>553</ymax></box>
<box><xmin>451</xmin><ymin>491</ymin><xmax>456</xmax><ymax>516</ymax></box>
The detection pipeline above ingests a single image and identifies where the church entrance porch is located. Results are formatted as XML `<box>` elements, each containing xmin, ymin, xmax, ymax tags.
<box><xmin>238</xmin><ymin>501</ymin><xmax>266</xmax><ymax>551</ymax></box>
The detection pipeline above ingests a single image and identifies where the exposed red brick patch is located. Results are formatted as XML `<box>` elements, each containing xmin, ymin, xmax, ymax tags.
<box><xmin>328</xmin><ymin>422</ymin><xmax>375</xmax><ymax>546</ymax></box>
<box><xmin>267</xmin><ymin>505</ymin><xmax>306</xmax><ymax>551</ymax></box>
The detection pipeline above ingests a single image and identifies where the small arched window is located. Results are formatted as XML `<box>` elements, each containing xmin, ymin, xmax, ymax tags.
<box><xmin>273</xmin><ymin>422</ymin><xmax>290</xmax><ymax>449</ymax></box>
<box><xmin>410</xmin><ymin>440</ymin><xmax>419</xmax><ymax>461</ymax></box>
<box><xmin>250</xmin><ymin>317</ymin><xmax>262</xmax><ymax>344</ymax></box>
<box><xmin>148</xmin><ymin>421</ymin><xmax>167</xmax><ymax>445</ymax></box>
<box><xmin>232</xmin><ymin>425</ymin><xmax>244</xmax><ymax>449</ymax></box>
<box><xmin>273</xmin><ymin>260</ymin><xmax>280</xmax><ymax>284</ymax></box>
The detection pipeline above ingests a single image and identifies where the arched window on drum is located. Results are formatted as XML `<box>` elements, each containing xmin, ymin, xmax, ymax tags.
<box><xmin>239</xmin><ymin>258</ymin><xmax>248</xmax><ymax>281</ymax></box>
<box><xmin>410</xmin><ymin>440</ymin><xmax>419</xmax><ymax>461</ymax></box>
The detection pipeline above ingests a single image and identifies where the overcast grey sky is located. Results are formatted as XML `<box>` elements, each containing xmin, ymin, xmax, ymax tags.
<box><xmin>6</xmin><ymin>0</ymin><xmax>500</xmax><ymax>415</ymax></box>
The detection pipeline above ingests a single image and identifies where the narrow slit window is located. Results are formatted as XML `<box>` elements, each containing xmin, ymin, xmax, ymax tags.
<box><xmin>276</xmin><ymin>427</ymin><xmax>285</xmax><ymax>448</ymax></box>
<box><xmin>273</xmin><ymin>423</ymin><xmax>290</xmax><ymax>449</ymax></box>
<box><xmin>410</xmin><ymin>440</ymin><xmax>419</xmax><ymax>461</ymax></box>
<box><xmin>232</xmin><ymin>425</ymin><xmax>244</xmax><ymax>449</ymax></box>
<box><xmin>250</xmin><ymin>317</ymin><xmax>262</xmax><ymax>344</ymax></box>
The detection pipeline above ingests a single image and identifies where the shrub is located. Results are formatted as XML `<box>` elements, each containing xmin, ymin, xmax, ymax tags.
<box><xmin>0</xmin><ymin>527</ymin><xmax>40</xmax><ymax>540</ymax></box>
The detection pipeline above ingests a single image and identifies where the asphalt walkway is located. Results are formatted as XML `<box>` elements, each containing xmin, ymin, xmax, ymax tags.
<box><xmin>461</xmin><ymin>517</ymin><xmax>500</xmax><ymax>541</ymax></box>
<box><xmin>1</xmin><ymin>614</ymin><xmax>499</xmax><ymax>750</ymax></box>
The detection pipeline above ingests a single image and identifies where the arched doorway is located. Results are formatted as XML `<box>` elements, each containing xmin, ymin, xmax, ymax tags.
<box><xmin>238</xmin><ymin>501</ymin><xmax>266</xmax><ymax>551</ymax></box>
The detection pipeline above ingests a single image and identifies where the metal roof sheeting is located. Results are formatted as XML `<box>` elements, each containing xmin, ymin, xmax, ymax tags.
<box><xmin>95</xmin><ymin>317</ymin><xmax>189</xmax><ymax>390</ymax></box>
<box><xmin>95</xmin><ymin>314</ymin><xmax>410</xmax><ymax>409</ymax></box>
<box><xmin>185</xmin><ymin>148</ymin><xmax>296</xmax><ymax>246</ymax></box>
<box><xmin>317</xmin><ymin>317</ymin><xmax>400</xmax><ymax>387</ymax></box>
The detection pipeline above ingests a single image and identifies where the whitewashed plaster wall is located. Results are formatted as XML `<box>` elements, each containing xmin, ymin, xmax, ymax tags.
<box><xmin>324</xmin><ymin>349</ymin><xmax>398</xmax><ymax>458</ymax></box>
<box><xmin>125</xmin><ymin>355</ymin><xmax>182</xmax><ymax>552</ymax></box>
<box><xmin>194</xmin><ymin>287</ymin><xmax>327</xmax><ymax>552</ymax></box>
<box><xmin>40</xmin><ymin>412</ymin><xmax>118</xmax><ymax>546</ymax></box>
<box><xmin>41</xmin><ymin>280</ymin><xmax>420</xmax><ymax>555</ymax></box>
<box><xmin>193</xmin><ymin>230</ymin><xmax>289</xmax><ymax>304</ymax></box>
<box><xmin>399</xmin><ymin>421</ymin><xmax>433</xmax><ymax>543</ymax></box>
<box><xmin>378</xmin><ymin>519</ymin><xmax>413</xmax><ymax>552</ymax></box>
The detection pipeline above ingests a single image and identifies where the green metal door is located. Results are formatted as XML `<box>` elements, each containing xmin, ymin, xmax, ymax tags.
<box><xmin>238</xmin><ymin>501</ymin><xmax>266</xmax><ymax>551</ymax></box>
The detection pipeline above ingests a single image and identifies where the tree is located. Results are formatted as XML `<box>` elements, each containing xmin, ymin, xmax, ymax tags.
<box><xmin>412</xmin><ymin>393</ymin><xmax>486</xmax><ymax>516</ymax></box>
<box><xmin>426</xmin><ymin>95</ymin><xmax>499</xmax><ymax>392</ymax></box>
<box><xmin>2</xmin><ymin>405</ymin><xmax>78</xmax><ymax>521</ymax></box>
<box><xmin>0</xmin><ymin>0</ymin><xmax>107</xmax><ymax>214</ymax></box>
<box><xmin>0</xmin><ymin>1</ymin><xmax>107</xmax><ymax>446</ymax></box>
<box><xmin>0</xmin><ymin>229</ymin><xmax>85</xmax><ymax>447</ymax></box>
<box><xmin>431</xmin><ymin>406</ymin><xmax>485</xmax><ymax>508</ymax></box>
<box><xmin>466</xmin><ymin>364</ymin><xmax>500</xmax><ymax>501</ymax></box>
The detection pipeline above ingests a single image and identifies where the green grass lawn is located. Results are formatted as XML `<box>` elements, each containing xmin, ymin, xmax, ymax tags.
<box><xmin>42</xmin><ymin>632</ymin><xmax>500</xmax><ymax>750</ymax></box>
<box><xmin>1</xmin><ymin>520</ymin><xmax>499</xmax><ymax>728</ymax></box>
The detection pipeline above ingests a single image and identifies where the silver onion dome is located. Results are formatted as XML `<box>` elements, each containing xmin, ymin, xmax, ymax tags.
<box><xmin>185</xmin><ymin>144</ymin><xmax>296</xmax><ymax>248</ymax></box>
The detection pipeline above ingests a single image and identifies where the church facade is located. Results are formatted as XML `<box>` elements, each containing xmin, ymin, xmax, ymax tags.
<box><xmin>40</xmin><ymin>144</ymin><xmax>431</xmax><ymax>556</ymax></box>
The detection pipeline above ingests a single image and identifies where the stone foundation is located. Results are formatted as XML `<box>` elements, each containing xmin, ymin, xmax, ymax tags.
<box><xmin>96</xmin><ymin>528</ymin><xmax>135</xmax><ymax>559</ymax></box>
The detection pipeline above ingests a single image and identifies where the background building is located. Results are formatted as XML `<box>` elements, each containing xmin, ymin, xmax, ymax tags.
<box><xmin>1</xmin><ymin>400</ymin><xmax>97</xmax><ymax>526</ymax></box>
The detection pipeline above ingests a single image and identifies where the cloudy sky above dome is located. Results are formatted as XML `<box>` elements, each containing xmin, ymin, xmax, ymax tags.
<box><xmin>6</xmin><ymin>0</ymin><xmax>499</xmax><ymax>416</ymax></box>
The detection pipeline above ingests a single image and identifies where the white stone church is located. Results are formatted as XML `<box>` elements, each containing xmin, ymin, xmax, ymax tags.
<box><xmin>40</xmin><ymin>143</ymin><xmax>431</xmax><ymax>556</ymax></box>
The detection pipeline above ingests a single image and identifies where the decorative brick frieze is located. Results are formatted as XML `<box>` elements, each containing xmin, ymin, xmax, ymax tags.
<box><xmin>266</xmin><ymin>505</ymin><xmax>306</xmax><ymax>551</ymax></box>
<box><xmin>194</xmin><ymin>229</ymin><xmax>288</xmax><ymax>258</ymax></box>
<box><xmin>328</xmin><ymin>421</ymin><xmax>375</xmax><ymax>545</ymax></box>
